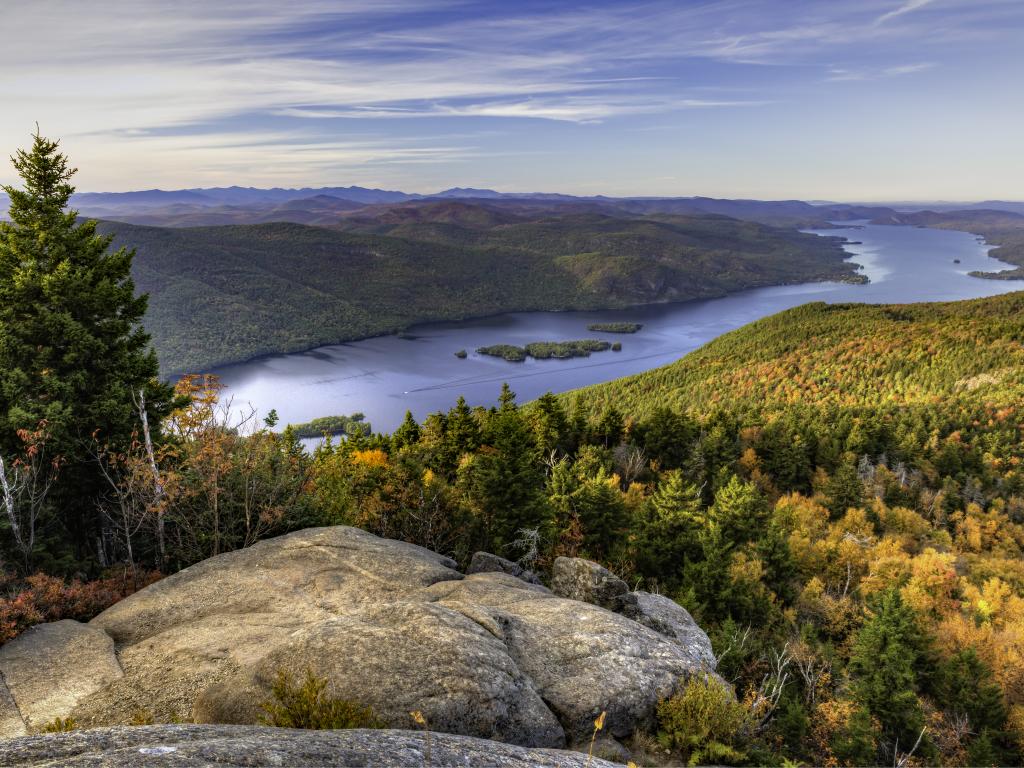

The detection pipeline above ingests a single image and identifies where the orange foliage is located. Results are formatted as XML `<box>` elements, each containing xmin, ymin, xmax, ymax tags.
<box><xmin>0</xmin><ymin>570</ymin><xmax>162</xmax><ymax>644</ymax></box>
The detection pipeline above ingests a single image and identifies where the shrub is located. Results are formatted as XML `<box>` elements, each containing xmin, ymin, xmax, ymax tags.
<box><xmin>259</xmin><ymin>669</ymin><xmax>383</xmax><ymax>730</ymax></box>
<box><xmin>40</xmin><ymin>717</ymin><xmax>77</xmax><ymax>733</ymax></box>
<box><xmin>656</xmin><ymin>675</ymin><xmax>753</xmax><ymax>766</ymax></box>
<box><xmin>0</xmin><ymin>570</ymin><xmax>162</xmax><ymax>644</ymax></box>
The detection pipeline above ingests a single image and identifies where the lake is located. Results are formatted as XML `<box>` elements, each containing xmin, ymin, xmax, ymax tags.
<box><xmin>212</xmin><ymin>224</ymin><xmax>1021</xmax><ymax>434</ymax></box>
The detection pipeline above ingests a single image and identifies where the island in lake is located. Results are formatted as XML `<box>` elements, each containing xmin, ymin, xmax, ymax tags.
<box><xmin>587</xmin><ymin>322</ymin><xmax>643</xmax><ymax>333</ymax></box>
<box><xmin>287</xmin><ymin>413</ymin><xmax>371</xmax><ymax>438</ymax></box>
<box><xmin>477</xmin><ymin>339</ymin><xmax>612</xmax><ymax>361</ymax></box>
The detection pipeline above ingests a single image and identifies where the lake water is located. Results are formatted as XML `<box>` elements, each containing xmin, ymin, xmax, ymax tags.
<box><xmin>212</xmin><ymin>224</ymin><xmax>1021</xmax><ymax>434</ymax></box>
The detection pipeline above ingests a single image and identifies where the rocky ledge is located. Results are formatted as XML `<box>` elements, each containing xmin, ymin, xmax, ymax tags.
<box><xmin>0</xmin><ymin>526</ymin><xmax>715</xmax><ymax>753</ymax></box>
<box><xmin>0</xmin><ymin>724</ymin><xmax>625</xmax><ymax>767</ymax></box>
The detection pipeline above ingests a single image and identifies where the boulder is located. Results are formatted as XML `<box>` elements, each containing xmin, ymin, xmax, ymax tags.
<box><xmin>466</xmin><ymin>551</ymin><xmax>542</xmax><ymax>585</ymax></box>
<box><xmin>193</xmin><ymin>601</ymin><xmax>564</xmax><ymax>747</ymax></box>
<box><xmin>619</xmin><ymin>591</ymin><xmax>717</xmax><ymax>670</ymax></box>
<box><xmin>0</xmin><ymin>675</ymin><xmax>25</xmax><ymax>738</ymax></box>
<box><xmin>550</xmin><ymin>556</ymin><xmax>629</xmax><ymax>609</ymax></box>
<box><xmin>0</xmin><ymin>620</ymin><xmax>123</xmax><ymax>736</ymax></box>
<box><xmin>0</xmin><ymin>724</ymin><xmax>626</xmax><ymax>767</ymax></box>
<box><xmin>1</xmin><ymin>526</ymin><xmax>716</xmax><ymax>751</ymax></box>
<box><xmin>420</xmin><ymin>571</ymin><xmax>703</xmax><ymax>741</ymax></box>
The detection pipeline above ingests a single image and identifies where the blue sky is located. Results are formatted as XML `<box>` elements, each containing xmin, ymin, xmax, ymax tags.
<box><xmin>2</xmin><ymin>0</ymin><xmax>1022</xmax><ymax>199</ymax></box>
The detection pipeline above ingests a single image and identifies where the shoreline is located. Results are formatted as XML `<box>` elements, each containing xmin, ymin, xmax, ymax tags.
<box><xmin>169</xmin><ymin>240</ymin><xmax>862</xmax><ymax>379</ymax></box>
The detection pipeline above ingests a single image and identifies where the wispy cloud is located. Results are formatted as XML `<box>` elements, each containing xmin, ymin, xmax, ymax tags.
<box><xmin>876</xmin><ymin>0</ymin><xmax>936</xmax><ymax>26</ymax></box>
<box><xmin>827</xmin><ymin>61</ymin><xmax>936</xmax><ymax>81</ymax></box>
<box><xmin>2</xmin><ymin>0</ymin><xmax>1022</xmax><ymax>192</ymax></box>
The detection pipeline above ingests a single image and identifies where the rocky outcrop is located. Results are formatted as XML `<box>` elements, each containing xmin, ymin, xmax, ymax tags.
<box><xmin>0</xmin><ymin>527</ymin><xmax>716</xmax><ymax>750</ymax></box>
<box><xmin>0</xmin><ymin>724</ymin><xmax>626</xmax><ymax>767</ymax></box>
<box><xmin>619</xmin><ymin>591</ymin><xmax>716</xmax><ymax>670</ymax></box>
<box><xmin>0</xmin><ymin>620</ymin><xmax>124</xmax><ymax>735</ymax></box>
<box><xmin>551</xmin><ymin>556</ymin><xmax>630</xmax><ymax>609</ymax></box>
<box><xmin>549</xmin><ymin>557</ymin><xmax>715</xmax><ymax>672</ymax></box>
<box><xmin>466</xmin><ymin>551</ymin><xmax>542</xmax><ymax>585</ymax></box>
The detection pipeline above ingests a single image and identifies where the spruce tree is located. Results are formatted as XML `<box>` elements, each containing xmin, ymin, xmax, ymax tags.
<box><xmin>710</xmin><ymin>474</ymin><xmax>768</xmax><ymax>545</ymax></box>
<box><xmin>466</xmin><ymin>388</ymin><xmax>547</xmax><ymax>553</ymax></box>
<box><xmin>0</xmin><ymin>130</ymin><xmax>171</xmax><ymax>562</ymax></box>
<box><xmin>848</xmin><ymin>589</ymin><xmax>931</xmax><ymax>761</ymax></box>
<box><xmin>391</xmin><ymin>410</ymin><xmax>421</xmax><ymax>451</ymax></box>
<box><xmin>635</xmin><ymin>469</ymin><xmax>704</xmax><ymax>582</ymax></box>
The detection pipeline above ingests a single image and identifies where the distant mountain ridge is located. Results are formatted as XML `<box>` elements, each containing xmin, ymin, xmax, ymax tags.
<box><xmin>5</xmin><ymin>183</ymin><xmax>1024</xmax><ymax>226</ymax></box>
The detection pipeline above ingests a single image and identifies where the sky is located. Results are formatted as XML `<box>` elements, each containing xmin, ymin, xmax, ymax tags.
<box><xmin>2</xmin><ymin>0</ymin><xmax>1023</xmax><ymax>200</ymax></box>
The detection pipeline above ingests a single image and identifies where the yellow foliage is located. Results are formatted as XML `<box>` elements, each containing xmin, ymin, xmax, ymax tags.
<box><xmin>1008</xmin><ymin>705</ymin><xmax>1024</xmax><ymax>754</ymax></box>
<box><xmin>810</xmin><ymin>699</ymin><xmax>877</xmax><ymax>768</ymax></box>
<box><xmin>899</xmin><ymin>548</ymin><xmax>958</xmax><ymax>621</ymax></box>
<box><xmin>877</xmin><ymin>503</ymin><xmax>932</xmax><ymax>554</ymax></box>
<box><xmin>351</xmin><ymin>449</ymin><xmax>389</xmax><ymax>468</ymax></box>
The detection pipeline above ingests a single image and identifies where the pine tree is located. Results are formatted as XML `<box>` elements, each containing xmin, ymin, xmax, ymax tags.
<box><xmin>0</xmin><ymin>130</ymin><xmax>171</xmax><ymax>562</ymax></box>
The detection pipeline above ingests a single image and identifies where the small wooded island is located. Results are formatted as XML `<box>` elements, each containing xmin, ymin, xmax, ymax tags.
<box><xmin>477</xmin><ymin>339</ymin><xmax>612</xmax><ymax>361</ymax></box>
<box><xmin>287</xmin><ymin>413</ymin><xmax>371</xmax><ymax>438</ymax></box>
<box><xmin>587</xmin><ymin>322</ymin><xmax>643</xmax><ymax>333</ymax></box>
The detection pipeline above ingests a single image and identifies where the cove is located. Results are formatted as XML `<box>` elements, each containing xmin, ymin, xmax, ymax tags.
<box><xmin>211</xmin><ymin>224</ymin><xmax>1021</xmax><ymax>434</ymax></box>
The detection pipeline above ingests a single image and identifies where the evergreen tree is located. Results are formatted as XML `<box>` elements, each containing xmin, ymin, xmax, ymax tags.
<box><xmin>595</xmin><ymin>406</ymin><xmax>624</xmax><ymax>447</ymax></box>
<box><xmin>848</xmin><ymin>589</ymin><xmax>930</xmax><ymax>761</ymax></box>
<box><xmin>632</xmin><ymin>407</ymin><xmax>696</xmax><ymax>470</ymax></box>
<box><xmin>824</xmin><ymin>460</ymin><xmax>865</xmax><ymax>519</ymax></box>
<box><xmin>529</xmin><ymin>392</ymin><xmax>570</xmax><ymax>455</ymax></box>
<box><xmin>464</xmin><ymin>389</ymin><xmax>547</xmax><ymax>553</ymax></box>
<box><xmin>755</xmin><ymin>520</ymin><xmax>797</xmax><ymax>605</ymax></box>
<box><xmin>574</xmin><ymin>469</ymin><xmax>628</xmax><ymax>560</ymax></box>
<box><xmin>497</xmin><ymin>382</ymin><xmax>516</xmax><ymax>412</ymax></box>
<box><xmin>938</xmin><ymin>647</ymin><xmax>1013</xmax><ymax>763</ymax></box>
<box><xmin>635</xmin><ymin>469</ymin><xmax>704</xmax><ymax>582</ymax></box>
<box><xmin>0</xmin><ymin>131</ymin><xmax>171</xmax><ymax>563</ymax></box>
<box><xmin>440</xmin><ymin>396</ymin><xmax>480</xmax><ymax>470</ymax></box>
<box><xmin>710</xmin><ymin>474</ymin><xmax>768</xmax><ymax>545</ymax></box>
<box><xmin>391</xmin><ymin>410</ymin><xmax>421</xmax><ymax>451</ymax></box>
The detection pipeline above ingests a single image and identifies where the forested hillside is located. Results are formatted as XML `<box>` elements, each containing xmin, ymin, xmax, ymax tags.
<box><xmin>566</xmin><ymin>292</ymin><xmax>1024</xmax><ymax>416</ymax></box>
<box><xmin>100</xmin><ymin>210</ymin><xmax>857</xmax><ymax>373</ymax></box>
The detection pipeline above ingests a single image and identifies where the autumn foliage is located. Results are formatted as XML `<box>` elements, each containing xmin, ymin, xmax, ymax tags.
<box><xmin>0</xmin><ymin>569</ymin><xmax>160</xmax><ymax>643</ymax></box>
